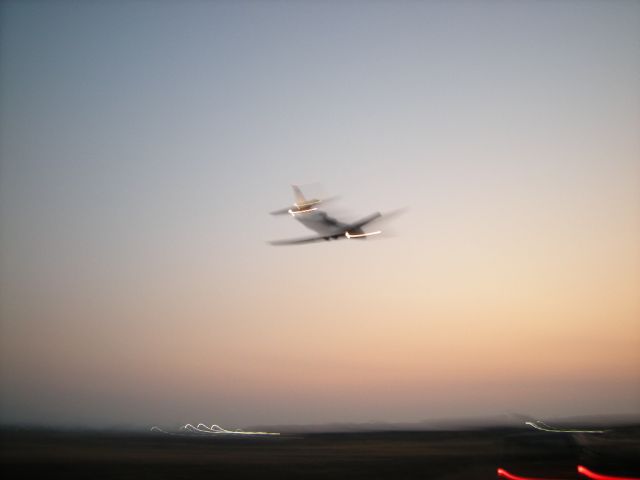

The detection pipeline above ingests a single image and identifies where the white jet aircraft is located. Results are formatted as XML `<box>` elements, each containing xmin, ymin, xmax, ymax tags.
<box><xmin>268</xmin><ymin>186</ymin><xmax>384</xmax><ymax>245</ymax></box>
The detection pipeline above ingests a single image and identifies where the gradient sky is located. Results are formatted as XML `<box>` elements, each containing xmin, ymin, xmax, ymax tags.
<box><xmin>1</xmin><ymin>0</ymin><xmax>639</xmax><ymax>429</ymax></box>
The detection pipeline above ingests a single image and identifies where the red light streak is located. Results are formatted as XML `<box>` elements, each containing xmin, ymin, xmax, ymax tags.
<box><xmin>497</xmin><ymin>466</ymin><xmax>639</xmax><ymax>480</ymax></box>
<box><xmin>577</xmin><ymin>465</ymin><xmax>640</xmax><ymax>480</ymax></box>
<box><xmin>497</xmin><ymin>468</ymin><xmax>552</xmax><ymax>480</ymax></box>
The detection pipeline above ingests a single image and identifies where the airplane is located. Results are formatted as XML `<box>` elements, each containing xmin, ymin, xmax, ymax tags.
<box><xmin>268</xmin><ymin>185</ymin><xmax>385</xmax><ymax>245</ymax></box>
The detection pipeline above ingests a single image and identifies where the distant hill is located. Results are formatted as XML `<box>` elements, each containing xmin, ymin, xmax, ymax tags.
<box><xmin>247</xmin><ymin>413</ymin><xmax>640</xmax><ymax>434</ymax></box>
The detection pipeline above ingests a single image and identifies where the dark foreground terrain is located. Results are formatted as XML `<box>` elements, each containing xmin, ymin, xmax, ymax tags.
<box><xmin>2</xmin><ymin>427</ymin><xmax>639</xmax><ymax>479</ymax></box>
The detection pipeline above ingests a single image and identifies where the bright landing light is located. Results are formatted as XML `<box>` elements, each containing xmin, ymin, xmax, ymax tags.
<box><xmin>345</xmin><ymin>230</ymin><xmax>381</xmax><ymax>239</ymax></box>
<box><xmin>288</xmin><ymin>208</ymin><xmax>317</xmax><ymax>216</ymax></box>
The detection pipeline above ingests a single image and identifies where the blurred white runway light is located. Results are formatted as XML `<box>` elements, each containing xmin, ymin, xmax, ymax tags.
<box><xmin>150</xmin><ymin>423</ymin><xmax>280</xmax><ymax>436</ymax></box>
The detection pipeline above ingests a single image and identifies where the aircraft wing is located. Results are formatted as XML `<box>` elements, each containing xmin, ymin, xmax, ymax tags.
<box><xmin>345</xmin><ymin>212</ymin><xmax>382</xmax><ymax>230</ymax></box>
<box><xmin>269</xmin><ymin>212</ymin><xmax>383</xmax><ymax>246</ymax></box>
<box><xmin>268</xmin><ymin>234</ymin><xmax>331</xmax><ymax>246</ymax></box>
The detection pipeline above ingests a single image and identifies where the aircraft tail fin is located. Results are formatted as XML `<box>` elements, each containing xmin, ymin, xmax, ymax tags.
<box><xmin>269</xmin><ymin>185</ymin><xmax>330</xmax><ymax>215</ymax></box>
<box><xmin>292</xmin><ymin>185</ymin><xmax>307</xmax><ymax>206</ymax></box>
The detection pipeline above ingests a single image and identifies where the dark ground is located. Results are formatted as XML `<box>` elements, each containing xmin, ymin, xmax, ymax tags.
<box><xmin>1</xmin><ymin>427</ymin><xmax>639</xmax><ymax>479</ymax></box>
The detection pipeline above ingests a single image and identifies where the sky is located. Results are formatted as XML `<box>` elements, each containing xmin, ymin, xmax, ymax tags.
<box><xmin>0</xmin><ymin>0</ymin><xmax>638</xmax><ymax>429</ymax></box>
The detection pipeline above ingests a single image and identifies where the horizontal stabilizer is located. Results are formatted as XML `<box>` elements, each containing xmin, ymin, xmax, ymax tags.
<box><xmin>270</xmin><ymin>207</ymin><xmax>292</xmax><ymax>215</ymax></box>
